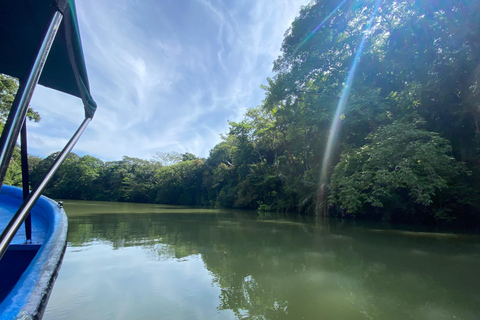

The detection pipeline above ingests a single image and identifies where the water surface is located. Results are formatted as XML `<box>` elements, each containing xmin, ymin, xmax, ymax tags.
<box><xmin>44</xmin><ymin>201</ymin><xmax>480</xmax><ymax>320</ymax></box>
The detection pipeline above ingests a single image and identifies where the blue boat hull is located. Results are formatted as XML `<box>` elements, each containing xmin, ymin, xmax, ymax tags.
<box><xmin>0</xmin><ymin>185</ymin><xmax>68</xmax><ymax>319</ymax></box>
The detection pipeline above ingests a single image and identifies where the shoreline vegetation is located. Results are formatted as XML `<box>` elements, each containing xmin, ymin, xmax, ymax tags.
<box><xmin>3</xmin><ymin>0</ymin><xmax>480</xmax><ymax>228</ymax></box>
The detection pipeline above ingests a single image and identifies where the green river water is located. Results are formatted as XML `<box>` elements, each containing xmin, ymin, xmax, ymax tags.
<box><xmin>43</xmin><ymin>201</ymin><xmax>480</xmax><ymax>320</ymax></box>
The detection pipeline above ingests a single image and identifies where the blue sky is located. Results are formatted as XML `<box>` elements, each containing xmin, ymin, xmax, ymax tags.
<box><xmin>27</xmin><ymin>0</ymin><xmax>311</xmax><ymax>161</ymax></box>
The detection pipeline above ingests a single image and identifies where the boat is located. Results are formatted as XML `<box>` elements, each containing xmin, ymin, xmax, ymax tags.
<box><xmin>0</xmin><ymin>0</ymin><xmax>97</xmax><ymax>318</ymax></box>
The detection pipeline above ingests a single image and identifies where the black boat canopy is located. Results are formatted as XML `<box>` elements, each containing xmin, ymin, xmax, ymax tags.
<box><xmin>0</xmin><ymin>0</ymin><xmax>97</xmax><ymax>118</ymax></box>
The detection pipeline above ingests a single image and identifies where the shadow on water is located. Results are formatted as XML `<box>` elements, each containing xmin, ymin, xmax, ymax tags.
<box><xmin>47</xmin><ymin>201</ymin><xmax>480</xmax><ymax>320</ymax></box>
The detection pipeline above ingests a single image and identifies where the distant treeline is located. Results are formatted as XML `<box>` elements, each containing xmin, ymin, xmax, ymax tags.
<box><xmin>4</xmin><ymin>0</ymin><xmax>480</xmax><ymax>226</ymax></box>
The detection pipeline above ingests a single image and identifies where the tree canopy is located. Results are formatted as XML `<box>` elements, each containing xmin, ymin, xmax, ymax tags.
<box><xmin>0</xmin><ymin>74</ymin><xmax>41</xmax><ymax>186</ymax></box>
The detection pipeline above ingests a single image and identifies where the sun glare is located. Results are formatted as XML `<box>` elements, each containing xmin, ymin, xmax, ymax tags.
<box><xmin>318</xmin><ymin>0</ymin><xmax>382</xmax><ymax>211</ymax></box>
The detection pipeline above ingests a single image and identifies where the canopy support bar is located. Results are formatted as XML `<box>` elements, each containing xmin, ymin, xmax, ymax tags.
<box><xmin>0</xmin><ymin>11</ymin><xmax>63</xmax><ymax>187</ymax></box>
<box><xmin>21</xmin><ymin>119</ymin><xmax>31</xmax><ymax>241</ymax></box>
<box><xmin>0</xmin><ymin>117</ymin><xmax>91</xmax><ymax>260</ymax></box>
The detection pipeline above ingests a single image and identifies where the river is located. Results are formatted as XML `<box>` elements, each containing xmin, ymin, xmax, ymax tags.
<box><xmin>43</xmin><ymin>200</ymin><xmax>480</xmax><ymax>320</ymax></box>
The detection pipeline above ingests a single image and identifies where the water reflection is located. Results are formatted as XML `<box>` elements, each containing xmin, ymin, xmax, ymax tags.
<box><xmin>45</xmin><ymin>201</ymin><xmax>480</xmax><ymax>320</ymax></box>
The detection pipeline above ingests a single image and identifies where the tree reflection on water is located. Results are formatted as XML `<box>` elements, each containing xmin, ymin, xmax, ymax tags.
<box><xmin>64</xmin><ymin>202</ymin><xmax>480</xmax><ymax>320</ymax></box>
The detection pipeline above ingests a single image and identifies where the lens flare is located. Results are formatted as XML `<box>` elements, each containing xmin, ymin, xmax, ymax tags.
<box><xmin>296</xmin><ymin>0</ymin><xmax>348</xmax><ymax>52</ymax></box>
<box><xmin>318</xmin><ymin>0</ymin><xmax>382</xmax><ymax>213</ymax></box>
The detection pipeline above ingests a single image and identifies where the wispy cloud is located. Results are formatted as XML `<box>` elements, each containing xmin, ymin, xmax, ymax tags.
<box><xmin>27</xmin><ymin>0</ymin><xmax>311</xmax><ymax>161</ymax></box>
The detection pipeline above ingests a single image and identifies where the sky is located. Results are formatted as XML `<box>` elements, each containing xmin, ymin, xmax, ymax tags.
<box><xmin>27</xmin><ymin>0</ymin><xmax>311</xmax><ymax>161</ymax></box>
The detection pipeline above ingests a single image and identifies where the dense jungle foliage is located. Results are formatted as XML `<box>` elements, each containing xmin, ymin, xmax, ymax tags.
<box><xmin>0</xmin><ymin>74</ymin><xmax>40</xmax><ymax>186</ymax></box>
<box><xmin>3</xmin><ymin>0</ymin><xmax>480</xmax><ymax>225</ymax></box>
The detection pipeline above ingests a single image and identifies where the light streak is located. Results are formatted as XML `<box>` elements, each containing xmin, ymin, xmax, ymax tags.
<box><xmin>318</xmin><ymin>0</ymin><xmax>382</xmax><ymax>213</ymax></box>
<box><xmin>296</xmin><ymin>0</ymin><xmax>348</xmax><ymax>52</ymax></box>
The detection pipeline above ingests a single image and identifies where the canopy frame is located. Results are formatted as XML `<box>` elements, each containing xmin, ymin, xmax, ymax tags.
<box><xmin>0</xmin><ymin>5</ymin><xmax>95</xmax><ymax>259</ymax></box>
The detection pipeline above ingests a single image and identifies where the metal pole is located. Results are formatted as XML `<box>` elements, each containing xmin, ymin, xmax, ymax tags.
<box><xmin>0</xmin><ymin>11</ymin><xmax>63</xmax><ymax>186</ymax></box>
<box><xmin>20</xmin><ymin>119</ymin><xmax>32</xmax><ymax>241</ymax></box>
<box><xmin>0</xmin><ymin>117</ymin><xmax>91</xmax><ymax>260</ymax></box>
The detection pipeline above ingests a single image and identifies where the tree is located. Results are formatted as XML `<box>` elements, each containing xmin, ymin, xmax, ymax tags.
<box><xmin>152</xmin><ymin>151</ymin><xmax>182</xmax><ymax>166</ymax></box>
<box><xmin>0</xmin><ymin>74</ymin><xmax>40</xmax><ymax>125</ymax></box>
<box><xmin>155</xmin><ymin>159</ymin><xmax>205</xmax><ymax>205</ymax></box>
<box><xmin>30</xmin><ymin>153</ymin><xmax>104</xmax><ymax>200</ymax></box>
<box><xmin>181</xmin><ymin>152</ymin><xmax>197</xmax><ymax>161</ymax></box>
<box><xmin>101</xmin><ymin>156</ymin><xmax>158</xmax><ymax>202</ymax></box>
<box><xmin>0</xmin><ymin>74</ymin><xmax>41</xmax><ymax>187</ymax></box>
<box><xmin>329</xmin><ymin>119</ymin><xmax>463</xmax><ymax>221</ymax></box>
